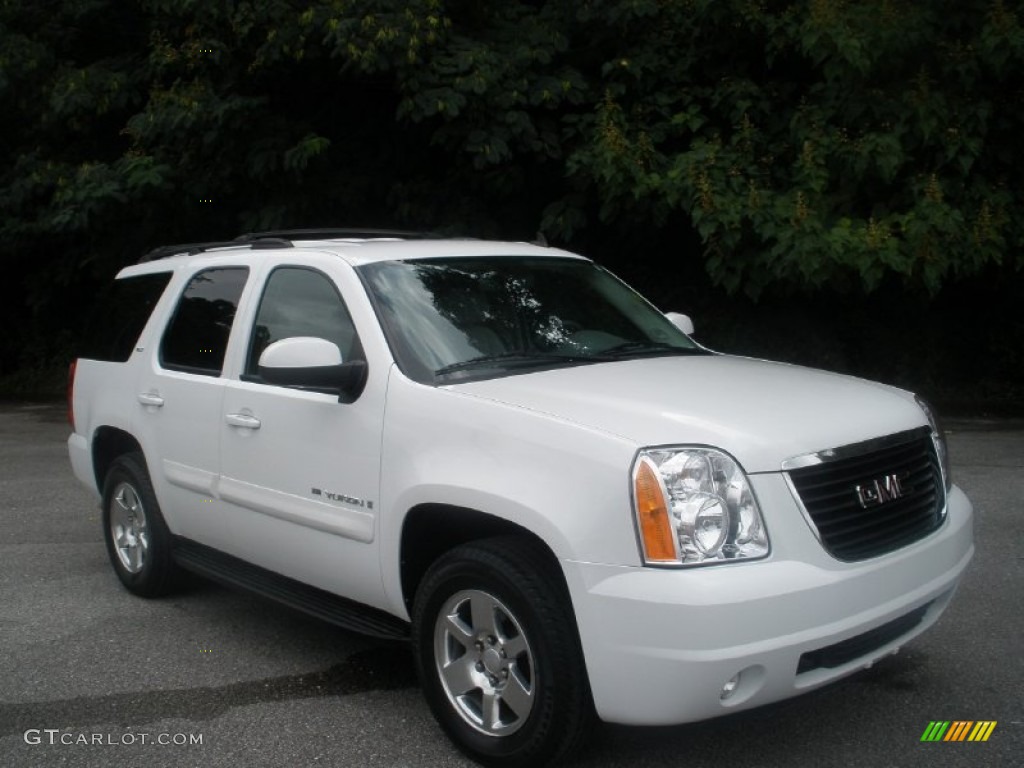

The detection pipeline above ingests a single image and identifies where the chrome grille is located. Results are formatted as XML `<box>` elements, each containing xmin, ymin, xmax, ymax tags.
<box><xmin>788</xmin><ymin>427</ymin><xmax>944</xmax><ymax>561</ymax></box>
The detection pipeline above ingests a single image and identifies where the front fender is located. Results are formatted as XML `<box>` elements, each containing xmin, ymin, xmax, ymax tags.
<box><xmin>377</xmin><ymin>368</ymin><xmax>640</xmax><ymax>617</ymax></box>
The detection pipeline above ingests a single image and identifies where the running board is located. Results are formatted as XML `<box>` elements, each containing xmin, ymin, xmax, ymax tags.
<box><xmin>172</xmin><ymin>537</ymin><xmax>409</xmax><ymax>641</ymax></box>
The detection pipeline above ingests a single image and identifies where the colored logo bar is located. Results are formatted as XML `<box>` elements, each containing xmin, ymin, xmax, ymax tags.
<box><xmin>920</xmin><ymin>721</ymin><xmax>997</xmax><ymax>742</ymax></box>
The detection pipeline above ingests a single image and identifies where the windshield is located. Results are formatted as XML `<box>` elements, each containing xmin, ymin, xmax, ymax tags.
<box><xmin>358</xmin><ymin>256</ymin><xmax>705</xmax><ymax>383</ymax></box>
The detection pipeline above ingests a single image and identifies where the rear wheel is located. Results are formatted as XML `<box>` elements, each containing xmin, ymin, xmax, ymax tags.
<box><xmin>101</xmin><ymin>453</ymin><xmax>180</xmax><ymax>597</ymax></box>
<box><xmin>412</xmin><ymin>536</ymin><xmax>594</xmax><ymax>766</ymax></box>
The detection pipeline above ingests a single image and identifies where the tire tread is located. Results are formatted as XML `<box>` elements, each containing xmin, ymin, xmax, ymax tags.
<box><xmin>102</xmin><ymin>452</ymin><xmax>181</xmax><ymax>597</ymax></box>
<box><xmin>412</xmin><ymin>535</ymin><xmax>595</xmax><ymax>767</ymax></box>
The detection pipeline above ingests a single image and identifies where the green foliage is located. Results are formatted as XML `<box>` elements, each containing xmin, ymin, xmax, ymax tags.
<box><xmin>543</xmin><ymin>0</ymin><xmax>1024</xmax><ymax>296</ymax></box>
<box><xmin>1</xmin><ymin>0</ymin><xmax>1022</xmax><ymax>378</ymax></box>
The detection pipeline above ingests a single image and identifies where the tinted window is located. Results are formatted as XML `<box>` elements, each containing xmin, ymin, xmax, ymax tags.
<box><xmin>80</xmin><ymin>272</ymin><xmax>172</xmax><ymax>362</ymax></box>
<box><xmin>160</xmin><ymin>267</ymin><xmax>248</xmax><ymax>375</ymax></box>
<box><xmin>245</xmin><ymin>267</ymin><xmax>360</xmax><ymax>377</ymax></box>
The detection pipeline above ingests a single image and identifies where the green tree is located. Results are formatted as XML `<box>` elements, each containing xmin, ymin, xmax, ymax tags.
<box><xmin>1</xmin><ymin>0</ymin><xmax>1022</xmax><ymax>386</ymax></box>
<box><xmin>360</xmin><ymin>0</ymin><xmax>1024</xmax><ymax>296</ymax></box>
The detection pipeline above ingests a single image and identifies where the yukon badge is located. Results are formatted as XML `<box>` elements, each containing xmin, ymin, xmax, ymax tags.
<box><xmin>855</xmin><ymin>472</ymin><xmax>911</xmax><ymax>509</ymax></box>
<box><xmin>311</xmin><ymin>488</ymin><xmax>374</xmax><ymax>510</ymax></box>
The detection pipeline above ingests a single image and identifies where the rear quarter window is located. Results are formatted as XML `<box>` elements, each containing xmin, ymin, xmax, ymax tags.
<box><xmin>79</xmin><ymin>272</ymin><xmax>172</xmax><ymax>362</ymax></box>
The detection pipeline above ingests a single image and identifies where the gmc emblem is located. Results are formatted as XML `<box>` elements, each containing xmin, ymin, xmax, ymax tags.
<box><xmin>855</xmin><ymin>471</ymin><xmax>911</xmax><ymax>509</ymax></box>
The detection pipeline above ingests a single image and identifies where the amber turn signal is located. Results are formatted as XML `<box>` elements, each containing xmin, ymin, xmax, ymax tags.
<box><xmin>633</xmin><ymin>458</ymin><xmax>677</xmax><ymax>562</ymax></box>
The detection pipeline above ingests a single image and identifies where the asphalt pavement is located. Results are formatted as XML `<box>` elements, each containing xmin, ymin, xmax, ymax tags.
<box><xmin>0</xmin><ymin>403</ymin><xmax>1020</xmax><ymax>767</ymax></box>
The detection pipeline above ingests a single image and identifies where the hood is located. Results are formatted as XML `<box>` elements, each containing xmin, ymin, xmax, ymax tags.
<box><xmin>449</xmin><ymin>354</ymin><xmax>927</xmax><ymax>473</ymax></box>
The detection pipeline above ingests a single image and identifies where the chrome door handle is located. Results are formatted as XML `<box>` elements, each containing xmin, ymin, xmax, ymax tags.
<box><xmin>225</xmin><ymin>412</ymin><xmax>261</xmax><ymax>430</ymax></box>
<box><xmin>137</xmin><ymin>392</ymin><xmax>165</xmax><ymax>407</ymax></box>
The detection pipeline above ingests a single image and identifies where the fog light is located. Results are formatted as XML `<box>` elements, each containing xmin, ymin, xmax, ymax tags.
<box><xmin>718</xmin><ymin>665</ymin><xmax>765</xmax><ymax>707</ymax></box>
<box><xmin>720</xmin><ymin>674</ymin><xmax>740</xmax><ymax>700</ymax></box>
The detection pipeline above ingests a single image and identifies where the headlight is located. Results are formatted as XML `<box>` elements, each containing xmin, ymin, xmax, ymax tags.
<box><xmin>915</xmin><ymin>395</ymin><xmax>952</xmax><ymax>492</ymax></box>
<box><xmin>632</xmin><ymin>447</ymin><xmax>770</xmax><ymax>566</ymax></box>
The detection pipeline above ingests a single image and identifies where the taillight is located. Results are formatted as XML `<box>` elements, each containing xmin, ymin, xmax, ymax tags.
<box><xmin>67</xmin><ymin>359</ymin><xmax>77</xmax><ymax>430</ymax></box>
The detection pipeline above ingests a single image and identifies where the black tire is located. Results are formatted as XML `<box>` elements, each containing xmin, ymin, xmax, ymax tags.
<box><xmin>412</xmin><ymin>536</ymin><xmax>595</xmax><ymax>767</ymax></box>
<box><xmin>101</xmin><ymin>453</ymin><xmax>180</xmax><ymax>597</ymax></box>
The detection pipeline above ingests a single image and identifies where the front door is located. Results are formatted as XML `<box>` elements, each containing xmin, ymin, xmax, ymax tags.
<box><xmin>218</xmin><ymin>264</ymin><xmax>387</xmax><ymax>609</ymax></box>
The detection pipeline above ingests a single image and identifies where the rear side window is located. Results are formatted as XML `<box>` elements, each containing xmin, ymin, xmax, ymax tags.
<box><xmin>160</xmin><ymin>267</ymin><xmax>248</xmax><ymax>376</ymax></box>
<box><xmin>80</xmin><ymin>272</ymin><xmax>172</xmax><ymax>362</ymax></box>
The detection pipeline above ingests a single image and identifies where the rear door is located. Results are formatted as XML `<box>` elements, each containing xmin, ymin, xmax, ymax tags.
<box><xmin>132</xmin><ymin>265</ymin><xmax>250</xmax><ymax>551</ymax></box>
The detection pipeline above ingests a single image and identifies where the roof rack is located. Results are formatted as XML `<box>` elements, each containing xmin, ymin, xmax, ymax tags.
<box><xmin>234</xmin><ymin>228</ymin><xmax>443</xmax><ymax>242</ymax></box>
<box><xmin>138</xmin><ymin>228</ymin><xmax>446</xmax><ymax>264</ymax></box>
<box><xmin>139</xmin><ymin>237</ymin><xmax>293</xmax><ymax>263</ymax></box>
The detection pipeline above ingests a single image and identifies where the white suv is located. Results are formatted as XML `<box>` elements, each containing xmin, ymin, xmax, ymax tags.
<box><xmin>67</xmin><ymin>230</ymin><xmax>974</xmax><ymax>766</ymax></box>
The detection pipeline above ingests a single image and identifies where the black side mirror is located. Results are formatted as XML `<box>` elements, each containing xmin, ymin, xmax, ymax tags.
<box><xmin>257</xmin><ymin>337</ymin><xmax>368</xmax><ymax>402</ymax></box>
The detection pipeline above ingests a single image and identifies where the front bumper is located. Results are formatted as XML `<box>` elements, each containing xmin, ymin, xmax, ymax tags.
<box><xmin>565</xmin><ymin>476</ymin><xmax>973</xmax><ymax>725</ymax></box>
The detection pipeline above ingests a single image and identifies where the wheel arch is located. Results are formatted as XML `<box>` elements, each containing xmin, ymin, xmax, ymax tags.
<box><xmin>92</xmin><ymin>426</ymin><xmax>144</xmax><ymax>491</ymax></box>
<box><xmin>399</xmin><ymin>504</ymin><xmax>562</xmax><ymax>613</ymax></box>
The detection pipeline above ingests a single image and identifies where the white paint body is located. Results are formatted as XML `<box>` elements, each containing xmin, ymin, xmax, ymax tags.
<box><xmin>68</xmin><ymin>238</ymin><xmax>974</xmax><ymax>726</ymax></box>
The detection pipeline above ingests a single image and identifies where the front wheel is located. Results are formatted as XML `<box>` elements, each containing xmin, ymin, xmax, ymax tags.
<box><xmin>412</xmin><ymin>536</ymin><xmax>594</xmax><ymax>766</ymax></box>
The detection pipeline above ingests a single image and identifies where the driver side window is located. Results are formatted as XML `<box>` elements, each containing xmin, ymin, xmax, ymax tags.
<box><xmin>245</xmin><ymin>267</ymin><xmax>361</xmax><ymax>379</ymax></box>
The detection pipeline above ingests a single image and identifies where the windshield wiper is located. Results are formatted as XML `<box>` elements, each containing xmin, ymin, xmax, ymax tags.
<box><xmin>434</xmin><ymin>352</ymin><xmax>594</xmax><ymax>378</ymax></box>
<box><xmin>598</xmin><ymin>341</ymin><xmax>706</xmax><ymax>358</ymax></box>
<box><xmin>434</xmin><ymin>344</ymin><xmax>704</xmax><ymax>379</ymax></box>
